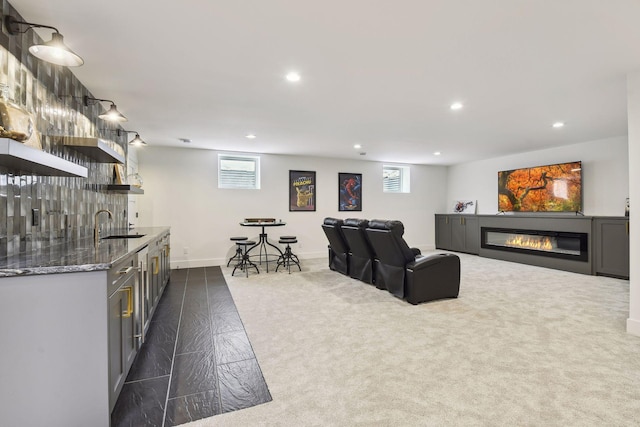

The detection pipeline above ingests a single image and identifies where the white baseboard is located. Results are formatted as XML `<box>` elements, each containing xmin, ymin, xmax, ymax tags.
<box><xmin>168</xmin><ymin>246</ymin><xmax>442</xmax><ymax>270</ymax></box>
<box><xmin>627</xmin><ymin>318</ymin><xmax>640</xmax><ymax>336</ymax></box>
<box><xmin>170</xmin><ymin>257</ymin><xmax>225</xmax><ymax>270</ymax></box>
<box><xmin>170</xmin><ymin>250</ymin><xmax>327</xmax><ymax>270</ymax></box>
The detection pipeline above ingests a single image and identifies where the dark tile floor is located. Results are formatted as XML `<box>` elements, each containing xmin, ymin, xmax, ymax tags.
<box><xmin>111</xmin><ymin>266</ymin><xmax>272</xmax><ymax>427</ymax></box>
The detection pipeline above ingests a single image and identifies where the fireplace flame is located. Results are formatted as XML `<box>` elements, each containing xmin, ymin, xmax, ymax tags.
<box><xmin>505</xmin><ymin>235</ymin><xmax>553</xmax><ymax>251</ymax></box>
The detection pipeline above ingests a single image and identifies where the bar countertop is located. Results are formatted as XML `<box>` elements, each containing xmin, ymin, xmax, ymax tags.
<box><xmin>0</xmin><ymin>227</ymin><xmax>170</xmax><ymax>277</ymax></box>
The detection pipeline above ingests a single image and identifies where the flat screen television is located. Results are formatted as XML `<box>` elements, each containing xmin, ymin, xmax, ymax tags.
<box><xmin>498</xmin><ymin>161</ymin><xmax>582</xmax><ymax>212</ymax></box>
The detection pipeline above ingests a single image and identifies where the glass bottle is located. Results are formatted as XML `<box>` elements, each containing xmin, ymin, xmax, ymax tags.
<box><xmin>127</xmin><ymin>172</ymin><xmax>143</xmax><ymax>188</ymax></box>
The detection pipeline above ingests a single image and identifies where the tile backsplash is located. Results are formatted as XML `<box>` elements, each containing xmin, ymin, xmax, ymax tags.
<box><xmin>0</xmin><ymin>2</ymin><xmax>130</xmax><ymax>258</ymax></box>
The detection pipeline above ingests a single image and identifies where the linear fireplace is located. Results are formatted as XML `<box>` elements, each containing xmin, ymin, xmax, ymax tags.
<box><xmin>481</xmin><ymin>227</ymin><xmax>588</xmax><ymax>262</ymax></box>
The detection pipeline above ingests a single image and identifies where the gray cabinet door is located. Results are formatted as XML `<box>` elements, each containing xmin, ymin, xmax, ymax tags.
<box><xmin>451</xmin><ymin>216</ymin><xmax>466</xmax><ymax>252</ymax></box>
<box><xmin>150</xmin><ymin>250</ymin><xmax>161</xmax><ymax>307</ymax></box>
<box><xmin>108</xmin><ymin>273</ymin><xmax>136</xmax><ymax>411</ymax></box>
<box><xmin>435</xmin><ymin>215</ymin><xmax>452</xmax><ymax>250</ymax></box>
<box><xmin>464</xmin><ymin>216</ymin><xmax>480</xmax><ymax>254</ymax></box>
<box><xmin>594</xmin><ymin>218</ymin><xmax>629</xmax><ymax>278</ymax></box>
<box><xmin>450</xmin><ymin>215</ymin><xmax>479</xmax><ymax>254</ymax></box>
<box><xmin>160</xmin><ymin>234</ymin><xmax>171</xmax><ymax>289</ymax></box>
<box><xmin>108</xmin><ymin>289</ymin><xmax>125</xmax><ymax>408</ymax></box>
<box><xmin>436</xmin><ymin>214</ymin><xmax>479</xmax><ymax>254</ymax></box>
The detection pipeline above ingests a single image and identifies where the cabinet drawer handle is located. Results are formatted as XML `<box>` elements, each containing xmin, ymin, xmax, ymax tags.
<box><xmin>118</xmin><ymin>266</ymin><xmax>134</xmax><ymax>275</ymax></box>
<box><xmin>153</xmin><ymin>256</ymin><xmax>159</xmax><ymax>275</ymax></box>
<box><xmin>121</xmin><ymin>286</ymin><xmax>133</xmax><ymax>318</ymax></box>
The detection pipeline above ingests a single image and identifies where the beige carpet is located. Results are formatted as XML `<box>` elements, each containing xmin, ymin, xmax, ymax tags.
<box><xmin>183</xmin><ymin>253</ymin><xmax>640</xmax><ymax>426</ymax></box>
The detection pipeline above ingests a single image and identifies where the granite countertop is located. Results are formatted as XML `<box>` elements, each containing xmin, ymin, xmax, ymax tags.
<box><xmin>0</xmin><ymin>227</ymin><xmax>170</xmax><ymax>277</ymax></box>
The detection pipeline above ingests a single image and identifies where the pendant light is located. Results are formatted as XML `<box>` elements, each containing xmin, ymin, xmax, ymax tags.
<box><xmin>128</xmin><ymin>133</ymin><xmax>147</xmax><ymax>146</ymax></box>
<box><xmin>4</xmin><ymin>15</ymin><xmax>84</xmax><ymax>67</ymax></box>
<box><xmin>117</xmin><ymin>129</ymin><xmax>147</xmax><ymax>146</ymax></box>
<box><xmin>84</xmin><ymin>96</ymin><xmax>128</xmax><ymax>122</ymax></box>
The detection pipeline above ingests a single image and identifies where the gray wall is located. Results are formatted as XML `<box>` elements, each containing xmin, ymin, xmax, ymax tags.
<box><xmin>626</xmin><ymin>71</ymin><xmax>640</xmax><ymax>336</ymax></box>
<box><xmin>0</xmin><ymin>2</ymin><xmax>131</xmax><ymax>258</ymax></box>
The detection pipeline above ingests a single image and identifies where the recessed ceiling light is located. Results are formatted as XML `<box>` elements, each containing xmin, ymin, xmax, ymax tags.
<box><xmin>246</xmin><ymin>134</ymin><xmax>256</xmax><ymax>139</ymax></box>
<box><xmin>353</xmin><ymin>144</ymin><xmax>361</xmax><ymax>149</ymax></box>
<box><xmin>433</xmin><ymin>151</ymin><xmax>441</xmax><ymax>156</ymax></box>
<box><xmin>450</xmin><ymin>102</ymin><xmax>463</xmax><ymax>111</ymax></box>
<box><xmin>552</xmin><ymin>122</ymin><xmax>565</xmax><ymax>128</ymax></box>
<box><xmin>286</xmin><ymin>72</ymin><xmax>301</xmax><ymax>82</ymax></box>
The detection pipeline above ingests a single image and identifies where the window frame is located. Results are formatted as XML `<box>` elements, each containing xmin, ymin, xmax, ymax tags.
<box><xmin>383</xmin><ymin>164</ymin><xmax>410</xmax><ymax>193</ymax></box>
<box><xmin>218</xmin><ymin>154</ymin><xmax>261</xmax><ymax>189</ymax></box>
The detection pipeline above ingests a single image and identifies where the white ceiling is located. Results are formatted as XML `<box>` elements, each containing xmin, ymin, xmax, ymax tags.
<box><xmin>9</xmin><ymin>0</ymin><xmax>640</xmax><ymax>165</ymax></box>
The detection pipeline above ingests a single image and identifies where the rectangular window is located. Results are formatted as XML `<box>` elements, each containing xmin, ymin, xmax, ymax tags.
<box><xmin>218</xmin><ymin>154</ymin><xmax>260</xmax><ymax>189</ymax></box>
<box><xmin>383</xmin><ymin>165</ymin><xmax>410</xmax><ymax>193</ymax></box>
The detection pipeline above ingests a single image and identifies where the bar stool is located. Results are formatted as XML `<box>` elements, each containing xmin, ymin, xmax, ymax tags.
<box><xmin>276</xmin><ymin>236</ymin><xmax>301</xmax><ymax>274</ymax></box>
<box><xmin>227</xmin><ymin>236</ymin><xmax>248</xmax><ymax>267</ymax></box>
<box><xmin>232</xmin><ymin>240</ymin><xmax>260</xmax><ymax>277</ymax></box>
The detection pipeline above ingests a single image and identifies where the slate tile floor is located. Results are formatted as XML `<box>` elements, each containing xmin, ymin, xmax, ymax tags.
<box><xmin>111</xmin><ymin>266</ymin><xmax>272</xmax><ymax>426</ymax></box>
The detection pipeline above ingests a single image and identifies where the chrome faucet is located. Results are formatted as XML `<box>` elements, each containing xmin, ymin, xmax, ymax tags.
<box><xmin>94</xmin><ymin>209</ymin><xmax>113</xmax><ymax>241</ymax></box>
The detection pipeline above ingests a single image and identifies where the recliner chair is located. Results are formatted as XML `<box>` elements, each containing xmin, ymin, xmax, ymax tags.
<box><xmin>341</xmin><ymin>218</ymin><xmax>376</xmax><ymax>284</ymax></box>
<box><xmin>321</xmin><ymin>217</ymin><xmax>349</xmax><ymax>275</ymax></box>
<box><xmin>366</xmin><ymin>219</ymin><xmax>460</xmax><ymax>304</ymax></box>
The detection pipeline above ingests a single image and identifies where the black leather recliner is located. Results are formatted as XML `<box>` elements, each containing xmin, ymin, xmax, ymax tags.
<box><xmin>321</xmin><ymin>217</ymin><xmax>349</xmax><ymax>275</ymax></box>
<box><xmin>366</xmin><ymin>219</ymin><xmax>460</xmax><ymax>304</ymax></box>
<box><xmin>341</xmin><ymin>218</ymin><xmax>375</xmax><ymax>284</ymax></box>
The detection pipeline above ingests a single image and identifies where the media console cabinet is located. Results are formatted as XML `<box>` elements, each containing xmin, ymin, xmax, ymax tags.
<box><xmin>435</xmin><ymin>214</ymin><xmax>629</xmax><ymax>278</ymax></box>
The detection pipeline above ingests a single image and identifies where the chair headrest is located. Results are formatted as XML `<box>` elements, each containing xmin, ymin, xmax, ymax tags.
<box><xmin>344</xmin><ymin>218</ymin><xmax>369</xmax><ymax>228</ymax></box>
<box><xmin>368</xmin><ymin>219</ymin><xmax>405</xmax><ymax>235</ymax></box>
<box><xmin>323</xmin><ymin>217</ymin><xmax>344</xmax><ymax>227</ymax></box>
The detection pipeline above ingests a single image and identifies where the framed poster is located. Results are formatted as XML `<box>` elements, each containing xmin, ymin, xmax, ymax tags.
<box><xmin>339</xmin><ymin>172</ymin><xmax>362</xmax><ymax>211</ymax></box>
<box><xmin>289</xmin><ymin>170</ymin><xmax>316</xmax><ymax>211</ymax></box>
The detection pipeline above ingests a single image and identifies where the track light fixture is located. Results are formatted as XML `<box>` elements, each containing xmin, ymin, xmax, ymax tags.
<box><xmin>117</xmin><ymin>129</ymin><xmax>147</xmax><ymax>146</ymax></box>
<box><xmin>4</xmin><ymin>15</ymin><xmax>84</xmax><ymax>67</ymax></box>
<box><xmin>84</xmin><ymin>96</ymin><xmax>128</xmax><ymax>122</ymax></box>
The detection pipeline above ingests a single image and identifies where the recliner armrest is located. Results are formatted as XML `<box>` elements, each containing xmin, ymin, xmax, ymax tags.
<box><xmin>407</xmin><ymin>253</ymin><xmax>457</xmax><ymax>271</ymax></box>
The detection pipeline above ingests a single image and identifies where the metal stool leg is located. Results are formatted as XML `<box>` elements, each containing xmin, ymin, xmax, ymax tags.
<box><xmin>232</xmin><ymin>242</ymin><xmax>259</xmax><ymax>277</ymax></box>
<box><xmin>227</xmin><ymin>244</ymin><xmax>243</xmax><ymax>267</ymax></box>
<box><xmin>276</xmin><ymin>241</ymin><xmax>301</xmax><ymax>274</ymax></box>
<box><xmin>227</xmin><ymin>237</ymin><xmax>248</xmax><ymax>267</ymax></box>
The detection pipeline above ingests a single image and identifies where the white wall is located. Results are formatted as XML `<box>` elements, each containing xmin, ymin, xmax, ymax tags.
<box><xmin>137</xmin><ymin>147</ymin><xmax>447</xmax><ymax>268</ymax></box>
<box><xmin>446</xmin><ymin>136</ymin><xmax>629</xmax><ymax>216</ymax></box>
<box><xmin>127</xmin><ymin>145</ymin><xmax>140</xmax><ymax>228</ymax></box>
<box><xmin>627</xmin><ymin>71</ymin><xmax>640</xmax><ymax>336</ymax></box>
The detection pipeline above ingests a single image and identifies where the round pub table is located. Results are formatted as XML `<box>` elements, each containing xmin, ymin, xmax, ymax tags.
<box><xmin>240</xmin><ymin>220</ymin><xmax>286</xmax><ymax>272</ymax></box>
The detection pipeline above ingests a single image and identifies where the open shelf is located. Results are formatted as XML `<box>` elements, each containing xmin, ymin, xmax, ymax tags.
<box><xmin>60</xmin><ymin>137</ymin><xmax>125</xmax><ymax>164</ymax></box>
<box><xmin>0</xmin><ymin>138</ymin><xmax>88</xmax><ymax>177</ymax></box>
<box><xmin>107</xmin><ymin>184</ymin><xmax>144</xmax><ymax>194</ymax></box>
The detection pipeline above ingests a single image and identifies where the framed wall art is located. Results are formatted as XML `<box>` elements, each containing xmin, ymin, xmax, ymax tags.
<box><xmin>339</xmin><ymin>172</ymin><xmax>362</xmax><ymax>211</ymax></box>
<box><xmin>289</xmin><ymin>170</ymin><xmax>316</xmax><ymax>211</ymax></box>
<box><xmin>453</xmin><ymin>200</ymin><xmax>476</xmax><ymax>214</ymax></box>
